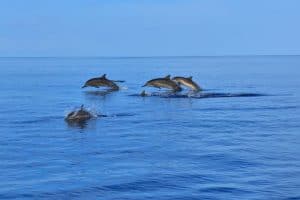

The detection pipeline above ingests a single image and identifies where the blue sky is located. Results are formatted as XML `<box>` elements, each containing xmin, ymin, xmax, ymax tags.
<box><xmin>0</xmin><ymin>0</ymin><xmax>300</xmax><ymax>57</ymax></box>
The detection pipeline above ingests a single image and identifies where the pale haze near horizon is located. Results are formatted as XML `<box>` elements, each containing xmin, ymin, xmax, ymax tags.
<box><xmin>0</xmin><ymin>0</ymin><xmax>300</xmax><ymax>57</ymax></box>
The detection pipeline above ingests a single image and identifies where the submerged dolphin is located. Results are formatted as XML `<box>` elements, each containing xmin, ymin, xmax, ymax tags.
<box><xmin>172</xmin><ymin>76</ymin><xmax>202</xmax><ymax>92</ymax></box>
<box><xmin>142</xmin><ymin>75</ymin><xmax>182</xmax><ymax>92</ymax></box>
<box><xmin>65</xmin><ymin>105</ymin><xmax>93</xmax><ymax>122</ymax></box>
<box><xmin>82</xmin><ymin>74</ymin><xmax>119</xmax><ymax>90</ymax></box>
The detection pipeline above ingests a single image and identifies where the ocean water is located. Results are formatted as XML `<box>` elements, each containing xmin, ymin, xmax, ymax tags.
<box><xmin>0</xmin><ymin>56</ymin><xmax>299</xmax><ymax>199</ymax></box>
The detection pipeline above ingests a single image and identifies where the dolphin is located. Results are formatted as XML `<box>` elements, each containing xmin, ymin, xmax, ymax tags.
<box><xmin>172</xmin><ymin>76</ymin><xmax>202</xmax><ymax>92</ymax></box>
<box><xmin>82</xmin><ymin>74</ymin><xmax>120</xmax><ymax>90</ymax></box>
<box><xmin>65</xmin><ymin>105</ymin><xmax>93</xmax><ymax>122</ymax></box>
<box><xmin>140</xmin><ymin>90</ymin><xmax>148</xmax><ymax>97</ymax></box>
<box><xmin>142</xmin><ymin>75</ymin><xmax>182</xmax><ymax>92</ymax></box>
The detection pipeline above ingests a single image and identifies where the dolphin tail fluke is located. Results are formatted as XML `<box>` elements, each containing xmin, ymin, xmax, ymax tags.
<box><xmin>140</xmin><ymin>90</ymin><xmax>147</xmax><ymax>97</ymax></box>
<box><xmin>175</xmin><ymin>86</ymin><xmax>183</xmax><ymax>92</ymax></box>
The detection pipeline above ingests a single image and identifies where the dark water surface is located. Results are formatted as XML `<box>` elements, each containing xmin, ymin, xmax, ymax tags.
<box><xmin>0</xmin><ymin>56</ymin><xmax>299</xmax><ymax>199</ymax></box>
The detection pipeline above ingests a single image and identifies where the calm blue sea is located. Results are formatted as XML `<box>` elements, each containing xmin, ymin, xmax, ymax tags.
<box><xmin>0</xmin><ymin>56</ymin><xmax>300</xmax><ymax>199</ymax></box>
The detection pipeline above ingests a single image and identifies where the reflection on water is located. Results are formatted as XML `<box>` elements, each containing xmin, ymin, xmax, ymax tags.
<box><xmin>66</xmin><ymin>119</ymin><xmax>89</xmax><ymax>129</ymax></box>
<box><xmin>83</xmin><ymin>89</ymin><xmax>119</xmax><ymax>102</ymax></box>
<box><xmin>84</xmin><ymin>88</ymin><xmax>118</xmax><ymax>97</ymax></box>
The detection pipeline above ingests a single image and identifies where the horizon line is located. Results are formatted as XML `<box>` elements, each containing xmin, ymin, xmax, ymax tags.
<box><xmin>0</xmin><ymin>54</ymin><xmax>300</xmax><ymax>59</ymax></box>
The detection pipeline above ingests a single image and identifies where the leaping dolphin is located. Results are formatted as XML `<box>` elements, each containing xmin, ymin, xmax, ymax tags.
<box><xmin>142</xmin><ymin>75</ymin><xmax>182</xmax><ymax>92</ymax></box>
<box><xmin>172</xmin><ymin>76</ymin><xmax>202</xmax><ymax>92</ymax></box>
<box><xmin>82</xmin><ymin>74</ymin><xmax>120</xmax><ymax>90</ymax></box>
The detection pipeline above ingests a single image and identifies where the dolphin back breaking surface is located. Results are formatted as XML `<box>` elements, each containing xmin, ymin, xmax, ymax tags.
<box><xmin>65</xmin><ymin>105</ymin><xmax>97</xmax><ymax>123</ymax></box>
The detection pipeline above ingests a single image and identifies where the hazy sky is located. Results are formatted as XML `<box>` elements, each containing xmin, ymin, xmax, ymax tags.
<box><xmin>1</xmin><ymin>0</ymin><xmax>300</xmax><ymax>57</ymax></box>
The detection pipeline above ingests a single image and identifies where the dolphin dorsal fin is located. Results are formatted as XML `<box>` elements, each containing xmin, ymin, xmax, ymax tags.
<box><xmin>188</xmin><ymin>76</ymin><xmax>193</xmax><ymax>80</ymax></box>
<box><xmin>101</xmin><ymin>74</ymin><xmax>106</xmax><ymax>79</ymax></box>
<box><xmin>165</xmin><ymin>75</ymin><xmax>171</xmax><ymax>79</ymax></box>
<box><xmin>80</xmin><ymin>104</ymin><xmax>84</xmax><ymax>110</ymax></box>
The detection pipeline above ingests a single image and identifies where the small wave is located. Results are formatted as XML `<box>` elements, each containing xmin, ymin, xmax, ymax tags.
<box><xmin>164</xmin><ymin>92</ymin><xmax>267</xmax><ymax>99</ymax></box>
<box><xmin>196</xmin><ymin>105</ymin><xmax>299</xmax><ymax>112</ymax></box>
<box><xmin>106</xmin><ymin>113</ymin><xmax>135</xmax><ymax>118</ymax></box>
<box><xmin>199</xmin><ymin>186</ymin><xmax>249</xmax><ymax>194</ymax></box>
<box><xmin>103</xmin><ymin>179</ymin><xmax>179</xmax><ymax>192</ymax></box>
<box><xmin>130</xmin><ymin>92</ymin><xmax>267</xmax><ymax>99</ymax></box>
<box><xmin>11</xmin><ymin>115</ymin><xmax>61</xmax><ymax>125</ymax></box>
<box><xmin>120</xmin><ymin>86</ymin><xmax>128</xmax><ymax>90</ymax></box>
